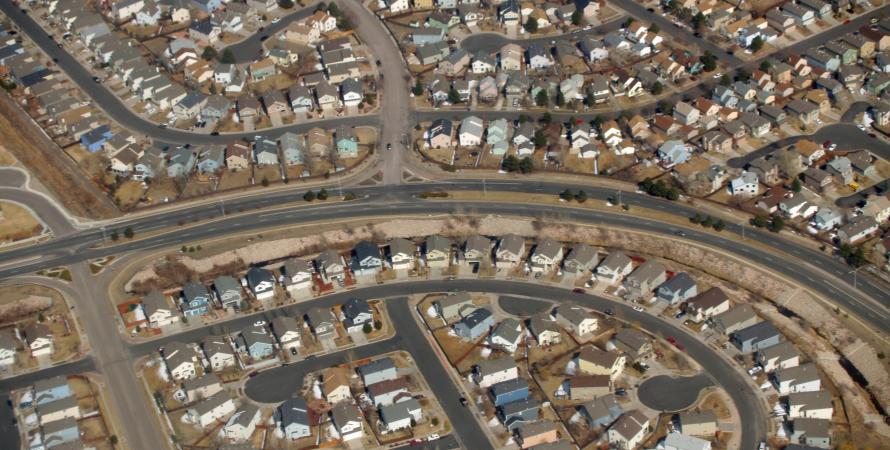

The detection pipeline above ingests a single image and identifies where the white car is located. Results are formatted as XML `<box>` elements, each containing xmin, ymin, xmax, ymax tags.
<box><xmin>712</xmin><ymin>72</ymin><xmax>723</xmax><ymax>79</ymax></box>
<box><xmin>829</xmin><ymin>143</ymin><xmax>837</xmax><ymax>151</ymax></box>
<box><xmin>427</xmin><ymin>434</ymin><xmax>440</xmax><ymax>441</ymax></box>
<box><xmin>857</xmin><ymin>124</ymin><xmax>866</xmax><ymax>131</ymax></box>
<box><xmin>254</xmin><ymin>320</ymin><xmax>266</xmax><ymax>327</ymax></box>
<box><xmin>633</xmin><ymin>305</ymin><xmax>644</xmax><ymax>312</ymax></box>
<box><xmin>271</xmin><ymin>17</ymin><xmax>280</xmax><ymax>23</ymax></box>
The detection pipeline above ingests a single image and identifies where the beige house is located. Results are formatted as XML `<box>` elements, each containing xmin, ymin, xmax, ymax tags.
<box><xmin>576</xmin><ymin>346</ymin><xmax>625</xmax><ymax>380</ymax></box>
<box><xmin>679</xmin><ymin>411</ymin><xmax>718</xmax><ymax>436</ymax></box>
<box><xmin>323</xmin><ymin>367</ymin><xmax>352</xmax><ymax>404</ymax></box>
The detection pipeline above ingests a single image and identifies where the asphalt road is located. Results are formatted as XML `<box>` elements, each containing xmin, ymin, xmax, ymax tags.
<box><xmin>459</xmin><ymin>16</ymin><xmax>625</xmax><ymax>54</ymax></box>
<box><xmin>637</xmin><ymin>374</ymin><xmax>714</xmax><ymax>412</ymax></box>
<box><xmin>220</xmin><ymin>3</ymin><xmax>318</xmax><ymax>64</ymax></box>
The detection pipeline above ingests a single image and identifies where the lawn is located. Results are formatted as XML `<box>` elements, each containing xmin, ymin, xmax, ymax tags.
<box><xmin>0</xmin><ymin>201</ymin><xmax>44</xmax><ymax>243</ymax></box>
<box><xmin>114</xmin><ymin>180</ymin><xmax>145</xmax><ymax>210</ymax></box>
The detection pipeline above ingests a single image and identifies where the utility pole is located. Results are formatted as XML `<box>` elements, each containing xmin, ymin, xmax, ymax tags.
<box><xmin>219</xmin><ymin>200</ymin><xmax>225</xmax><ymax>217</ymax></box>
<box><xmin>483</xmin><ymin>178</ymin><xmax>486</xmax><ymax>197</ymax></box>
<box><xmin>100</xmin><ymin>226</ymin><xmax>106</xmax><ymax>243</ymax></box>
<box><xmin>337</xmin><ymin>172</ymin><xmax>343</xmax><ymax>197</ymax></box>
<box><xmin>740</xmin><ymin>221</ymin><xmax>745</xmax><ymax>241</ymax></box>
<box><xmin>849</xmin><ymin>266</ymin><xmax>863</xmax><ymax>289</ymax></box>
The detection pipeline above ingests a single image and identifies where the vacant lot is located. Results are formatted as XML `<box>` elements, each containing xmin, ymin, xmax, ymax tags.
<box><xmin>0</xmin><ymin>202</ymin><xmax>44</xmax><ymax>243</ymax></box>
<box><xmin>0</xmin><ymin>284</ymin><xmax>60</xmax><ymax>324</ymax></box>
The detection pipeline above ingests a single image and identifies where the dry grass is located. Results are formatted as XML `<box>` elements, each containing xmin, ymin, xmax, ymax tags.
<box><xmin>0</xmin><ymin>284</ymin><xmax>60</xmax><ymax>324</ymax></box>
<box><xmin>114</xmin><ymin>181</ymin><xmax>145</xmax><ymax>210</ymax></box>
<box><xmin>0</xmin><ymin>146</ymin><xmax>16</xmax><ymax>165</ymax></box>
<box><xmin>0</xmin><ymin>202</ymin><xmax>43</xmax><ymax>243</ymax></box>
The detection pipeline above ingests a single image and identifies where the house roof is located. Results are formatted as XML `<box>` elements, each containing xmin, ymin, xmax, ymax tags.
<box><xmin>578</xmin><ymin>346</ymin><xmax>620</xmax><ymax>368</ymax></box>
<box><xmin>367</xmin><ymin>376</ymin><xmax>409</xmax><ymax>397</ymax></box>
<box><xmin>565</xmin><ymin>243</ymin><xmax>598</xmax><ymax>266</ymax></box>
<box><xmin>555</xmin><ymin>305</ymin><xmax>593</xmax><ymax>328</ymax></box>
<box><xmin>490</xmin><ymin>377</ymin><xmax>528</xmax><ymax>397</ymax></box>
<box><xmin>515</xmin><ymin>420</ymin><xmax>557</xmax><ymax>439</ymax></box>
<box><xmin>142</xmin><ymin>291</ymin><xmax>170</xmax><ymax>316</ymax></box>
<box><xmin>278</xmin><ymin>396</ymin><xmax>309</xmax><ymax>427</ymax></box>
<box><xmin>271</xmin><ymin>316</ymin><xmax>301</xmax><ymax>339</ymax></box>
<box><xmin>353</xmin><ymin>240</ymin><xmax>380</xmax><ymax>261</ymax></box>
<box><xmin>533</xmin><ymin>238</ymin><xmax>562</xmax><ymax>260</ymax></box>
<box><xmin>183</xmin><ymin>373</ymin><xmax>221</xmax><ymax>392</ymax></box>
<box><xmin>498</xmin><ymin>234</ymin><xmax>525</xmax><ymax>256</ymax></box>
<box><xmin>476</xmin><ymin>356</ymin><xmax>516</xmax><ymax>377</ymax></box>
<box><xmin>787</xmin><ymin>390</ymin><xmax>832</xmax><ymax>411</ymax></box>
<box><xmin>379</xmin><ymin>398</ymin><xmax>421</xmax><ymax>424</ymax></box>
<box><xmin>322</xmin><ymin>367</ymin><xmax>350</xmax><ymax>396</ymax></box>
<box><xmin>659</xmin><ymin>272</ymin><xmax>696</xmax><ymax>295</ymax></box>
<box><xmin>569</xmin><ymin>374</ymin><xmax>611</xmax><ymax>389</ymax></box>
<box><xmin>712</xmin><ymin>304</ymin><xmax>757</xmax><ymax>329</ymax></box>
<box><xmin>241</xmin><ymin>325</ymin><xmax>273</xmax><ymax>348</ymax></box>
<box><xmin>776</xmin><ymin>362</ymin><xmax>820</xmax><ymax>384</ymax></box>
<box><xmin>358</xmin><ymin>357</ymin><xmax>396</xmax><ymax>378</ymax></box>
<box><xmin>664</xmin><ymin>433</ymin><xmax>711</xmax><ymax>450</ymax></box>
<box><xmin>687</xmin><ymin>287</ymin><xmax>729</xmax><ymax>310</ymax></box>
<box><xmin>626</xmin><ymin>260</ymin><xmax>666</xmax><ymax>284</ymax></box>
<box><xmin>733</xmin><ymin>320</ymin><xmax>780</xmax><ymax>343</ymax></box>
<box><xmin>459</xmin><ymin>307</ymin><xmax>492</xmax><ymax>330</ymax></box>
<box><xmin>226</xmin><ymin>403</ymin><xmax>260</xmax><ymax>430</ymax></box>
<box><xmin>283</xmin><ymin>258</ymin><xmax>312</xmax><ymax>276</ymax></box>
<box><xmin>609</xmin><ymin>409</ymin><xmax>648</xmax><ymax>440</ymax></box>
<box><xmin>306</xmin><ymin>307</ymin><xmax>334</xmax><ymax>327</ymax></box>
<box><xmin>331</xmin><ymin>402</ymin><xmax>362</xmax><ymax>427</ymax></box>
<box><xmin>465</xmin><ymin>234</ymin><xmax>492</xmax><ymax>254</ymax></box>
<box><xmin>343</xmin><ymin>297</ymin><xmax>372</xmax><ymax>320</ymax></box>
<box><xmin>599</xmin><ymin>251</ymin><xmax>631</xmax><ymax>271</ymax></box>
<box><xmin>679</xmin><ymin>410</ymin><xmax>717</xmax><ymax>427</ymax></box>
<box><xmin>492</xmin><ymin>318</ymin><xmax>523</xmax><ymax>344</ymax></box>
<box><xmin>202</xmin><ymin>336</ymin><xmax>233</xmax><ymax>357</ymax></box>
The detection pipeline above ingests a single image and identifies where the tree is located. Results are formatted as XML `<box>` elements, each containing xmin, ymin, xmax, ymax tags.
<box><xmin>559</xmin><ymin>189</ymin><xmax>574</xmax><ymax>201</ymax></box>
<box><xmin>571</xmin><ymin>9</ymin><xmax>583</xmax><ymax>26</ymax></box>
<box><xmin>556</xmin><ymin>90</ymin><xmax>565</xmax><ymax>108</ymax></box>
<box><xmin>657</xmin><ymin>100</ymin><xmax>673</xmax><ymax>115</ymax></box>
<box><xmin>502</xmin><ymin>155</ymin><xmax>520</xmax><ymax>172</ymax></box>
<box><xmin>750</xmin><ymin>36</ymin><xmax>764</xmax><ymax>53</ymax></box>
<box><xmin>651</xmin><ymin>81</ymin><xmax>664</xmax><ymax>95</ymax></box>
<box><xmin>261</xmin><ymin>176</ymin><xmax>269</xmax><ymax>187</ymax></box>
<box><xmin>220</xmin><ymin>48</ymin><xmax>235</xmax><ymax>64</ymax></box>
<box><xmin>518</xmin><ymin>114</ymin><xmax>528</xmax><ymax>124</ymax></box>
<box><xmin>649</xmin><ymin>24</ymin><xmax>659</xmax><ymax>34</ymax></box>
<box><xmin>701</xmin><ymin>216</ymin><xmax>714</xmax><ymax>227</ymax></box>
<box><xmin>362</xmin><ymin>322</ymin><xmax>372</xmax><ymax>333</ymax></box>
<box><xmin>666</xmin><ymin>188</ymin><xmax>680</xmax><ymax>201</ymax></box>
<box><xmin>447</xmin><ymin>86</ymin><xmax>461</xmax><ymax>104</ymax></box>
<box><xmin>110</xmin><ymin>230</ymin><xmax>119</xmax><ymax>241</ymax></box>
<box><xmin>535</xmin><ymin>89</ymin><xmax>549</xmax><ymax>107</ymax></box>
<box><xmin>412</xmin><ymin>80</ymin><xmax>423</xmax><ymax>96</ymax></box>
<box><xmin>713</xmin><ymin>219</ymin><xmax>726</xmax><ymax>231</ymax></box>
<box><xmin>691</xmin><ymin>12</ymin><xmax>706</xmax><ymax>31</ymax></box>
<box><xmin>374</xmin><ymin>319</ymin><xmax>382</xmax><ymax>330</ymax></box>
<box><xmin>575</xmin><ymin>190</ymin><xmax>588</xmax><ymax>203</ymax></box>
<box><xmin>752</xmin><ymin>215</ymin><xmax>768</xmax><ymax>228</ymax></box>
<box><xmin>759</xmin><ymin>60</ymin><xmax>771</xmax><ymax>71</ymax></box>
<box><xmin>700</xmin><ymin>52</ymin><xmax>717</xmax><ymax>72</ymax></box>
<box><xmin>201</xmin><ymin>46</ymin><xmax>218</xmax><ymax>61</ymax></box>
<box><xmin>317</xmin><ymin>188</ymin><xmax>329</xmax><ymax>200</ymax></box>
<box><xmin>124</xmin><ymin>226</ymin><xmax>134</xmax><ymax>239</ymax></box>
<box><xmin>691</xmin><ymin>213</ymin><xmax>704</xmax><ymax>224</ymax></box>
<box><xmin>541</xmin><ymin>112</ymin><xmax>552</xmax><ymax>124</ymax></box>
<box><xmin>278</xmin><ymin>0</ymin><xmax>294</xmax><ymax>8</ymax></box>
<box><xmin>623</xmin><ymin>17</ymin><xmax>635</xmax><ymax>27</ymax></box>
<box><xmin>719</xmin><ymin>74</ymin><xmax>732</xmax><ymax>86</ymax></box>
<box><xmin>327</xmin><ymin>2</ymin><xmax>340</xmax><ymax>15</ymax></box>
<box><xmin>303</xmin><ymin>190</ymin><xmax>316</xmax><ymax>201</ymax></box>
<box><xmin>770</xmin><ymin>214</ymin><xmax>785</xmax><ymax>232</ymax></box>
<box><xmin>519</xmin><ymin>157</ymin><xmax>534</xmax><ymax>173</ymax></box>
<box><xmin>736</xmin><ymin>68</ymin><xmax>750</xmax><ymax>82</ymax></box>
<box><xmin>533</xmin><ymin>130</ymin><xmax>547</xmax><ymax>148</ymax></box>
<box><xmin>524</xmin><ymin>17</ymin><xmax>538</xmax><ymax>33</ymax></box>
<box><xmin>791</xmin><ymin>178</ymin><xmax>802</xmax><ymax>192</ymax></box>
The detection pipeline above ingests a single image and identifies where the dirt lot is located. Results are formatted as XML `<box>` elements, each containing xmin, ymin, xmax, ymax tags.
<box><xmin>114</xmin><ymin>180</ymin><xmax>146</xmax><ymax>210</ymax></box>
<box><xmin>0</xmin><ymin>92</ymin><xmax>118</xmax><ymax>218</ymax></box>
<box><xmin>0</xmin><ymin>284</ymin><xmax>60</xmax><ymax>324</ymax></box>
<box><xmin>0</xmin><ymin>145</ymin><xmax>16</xmax><ymax>165</ymax></box>
<box><xmin>0</xmin><ymin>201</ymin><xmax>44</xmax><ymax>243</ymax></box>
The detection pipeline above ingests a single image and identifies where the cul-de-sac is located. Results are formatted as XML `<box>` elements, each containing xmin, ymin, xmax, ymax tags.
<box><xmin>0</xmin><ymin>0</ymin><xmax>888</xmax><ymax>449</ymax></box>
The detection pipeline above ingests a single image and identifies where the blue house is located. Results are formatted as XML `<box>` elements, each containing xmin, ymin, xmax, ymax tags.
<box><xmin>489</xmin><ymin>378</ymin><xmax>529</xmax><ymax>407</ymax></box>
<box><xmin>278</xmin><ymin>397</ymin><xmax>311</xmax><ymax>440</ymax></box>
<box><xmin>239</xmin><ymin>325</ymin><xmax>275</xmax><ymax>359</ymax></box>
<box><xmin>190</xmin><ymin>0</ymin><xmax>222</xmax><ymax>13</ymax></box>
<box><xmin>658</xmin><ymin>140</ymin><xmax>691</xmax><ymax>166</ymax></box>
<box><xmin>497</xmin><ymin>397</ymin><xmax>540</xmax><ymax>430</ymax></box>
<box><xmin>81</xmin><ymin>125</ymin><xmax>113</xmax><ymax>153</ymax></box>
<box><xmin>453</xmin><ymin>307</ymin><xmax>494</xmax><ymax>341</ymax></box>
<box><xmin>335</xmin><ymin>126</ymin><xmax>359</xmax><ymax>159</ymax></box>
<box><xmin>357</xmin><ymin>357</ymin><xmax>397</xmax><ymax>386</ymax></box>
<box><xmin>582</xmin><ymin>394</ymin><xmax>623</xmax><ymax>428</ymax></box>
<box><xmin>180</xmin><ymin>282</ymin><xmax>211</xmax><ymax>317</ymax></box>
<box><xmin>731</xmin><ymin>321</ymin><xmax>782</xmax><ymax>353</ymax></box>
<box><xmin>656</xmin><ymin>272</ymin><xmax>697</xmax><ymax>306</ymax></box>
<box><xmin>33</xmin><ymin>376</ymin><xmax>71</xmax><ymax>406</ymax></box>
<box><xmin>42</xmin><ymin>417</ymin><xmax>80</xmax><ymax>448</ymax></box>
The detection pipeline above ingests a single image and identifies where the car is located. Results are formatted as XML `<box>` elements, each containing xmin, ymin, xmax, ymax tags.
<box><xmin>712</xmin><ymin>72</ymin><xmax>723</xmax><ymax>79</ymax></box>
<box><xmin>748</xmin><ymin>366</ymin><xmax>762</xmax><ymax>376</ymax></box>
<box><xmin>158</xmin><ymin>123</ymin><xmax>168</xmax><ymax>128</ymax></box>
<box><xmin>572</xmin><ymin>288</ymin><xmax>586</xmax><ymax>294</ymax></box>
<box><xmin>844</xmin><ymin>19</ymin><xmax>851</xmax><ymax>24</ymax></box>
<box><xmin>260</xmin><ymin>35</ymin><xmax>269</xmax><ymax>41</ymax></box>
<box><xmin>615</xmin><ymin>388</ymin><xmax>627</xmax><ymax>396</ymax></box>
<box><xmin>758</xmin><ymin>441</ymin><xmax>767</xmax><ymax>450</ymax></box>
<box><xmin>56</xmin><ymin>43</ymin><xmax>62</xmax><ymax>48</ymax></box>
<box><xmin>604</xmin><ymin>308</ymin><xmax>614</xmax><ymax>316</ymax></box>
<box><xmin>871</xmin><ymin>17</ymin><xmax>879</xmax><ymax>24</ymax></box>
<box><xmin>674</xmin><ymin>230</ymin><xmax>686</xmax><ymax>237</ymax></box>
<box><xmin>646</xmin><ymin>7</ymin><xmax>654</xmax><ymax>11</ymax></box>
<box><xmin>92</xmin><ymin>76</ymin><xmax>101</xmax><ymax>83</ymax></box>
<box><xmin>271</xmin><ymin>17</ymin><xmax>280</xmax><ymax>23</ymax></box>
<box><xmin>258</xmin><ymin>26</ymin><xmax>265</xmax><ymax>31</ymax></box>
<box><xmin>829</xmin><ymin>143</ymin><xmax>837</xmax><ymax>151</ymax></box>
<box><xmin>290</xmin><ymin>347</ymin><xmax>297</xmax><ymax>356</ymax></box>
<box><xmin>52</xmin><ymin>58</ymin><xmax>58</xmax><ymax>62</ymax></box>
<box><xmin>857</xmin><ymin>124</ymin><xmax>866</xmax><ymax>131</ymax></box>
<box><xmin>869</xmin><ymin>133</ymin><xmax>877</xmax><ymax>138</ymax></box>
<box><xmin>674</xmin><ymin>311</ymin><xmax>686</xmax><ymax>319</ymax></box>
<box><xmin>427</xmin><ymin>434</ymin><xmax>440</xmax><ymax>441</ymax></box>
<box><xmin>459</xmin><ymin>397</ymin><xmax>468</xmax><ymax>406</ymax></box>
<box><xmin>667</xmin><ymin>336</ymin><xmax>677</xmax><ymax>344</ymax></box>
<box><xmin>210</xmin><ymin>131</ymin><xmax>219</xmax><ymax>136</ymax></box>
<box><xmin>633</xmin><ymin>305</ymin><xmax>644</xmax><ymax>312</ymax></box>
<box><xmin>375</xmin><ymin>59</ymin><xmax>382</xmax><ymax>66</ymax></box>
<box><xmin>254</xmin><ymin>320</ymin><xmax>265</xmax><ymax>326</ymax></box>
<box><xmin>822</xmin><ymin>140</ymin><xmax>831</xmax><ymax>149</ymax></box>
<box><xmin>386</xmin><ymin>143</ymin><xmax>392</xmax><ymax>151</ymax></box>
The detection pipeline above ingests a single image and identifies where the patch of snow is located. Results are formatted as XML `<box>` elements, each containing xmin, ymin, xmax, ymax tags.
<box><xmin>569</xmin><ymin>411</ymin><xmax>584</xmax><ymax>424</ymax></box>
<box><xmin>24</xmin><ymin>413</ymin><xmax>37</xmax><ymax>426</ymax></box>
<box><xmin>554</xmin><ymin>382</ymin><xmax>567</xmax><ymax>398</ymax></box>
<box><xmin>180</xmin><ymin>412</ymin><xmax>193</xmax><ymax>424</ymax></box>
<box><xmin>273</xmin><ymin>427</ymin><xmax>285</xmax><ymax>439</ymax></box>
<box><xmin>487</xmin><ymin>416</ymin><xmax>501</xmax><ymax>427</ymax></box>
<box><xmin>447</xmin><ymin>328</ymin><xmax>457</xmax><ymax>337</ymax></box>
<box><xmin>312</xmin><ymin>380</ymin><xmax>323</xmax><ymax>399</ymax></box>
<box><xmin>426</xmin><ymin>306</ymin><xmax>438</xmax><ymax>318</ymax></box>
<box><xmin>157</xmin><ymin>363</ymin><xmax>169</xmax><ymax>382</ymax></box>
<box><xmin>326</xmin><ymin>423</ymin><xmax>339</xmax><ymax>439</ymax></box>
<box><xmin>504</xmin><ymin>437</ymin><xmax>516</xmax><ymax>446</ymax></box>
<box><xmin>479</xmin><ymin>347</ymin><xmax>492</xmax><ymax>358</ymax></box>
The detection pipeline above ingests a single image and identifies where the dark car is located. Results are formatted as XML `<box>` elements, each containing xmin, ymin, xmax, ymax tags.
<box><xmin>92</xmin><ymin>76</ymin><xmax>101</xmax><ymax>83</ymax></box>
<box><xmin>459</xmin><ymin>397</ymin><xmax>468</xmax><ymax>406</ymax></box>
<box><xmin>211</xmin><ymin>131</ymin><xmax>220</xmax><ymax>136</ymax></box>
<box><xmin>386</xmin><ymin>143</ymin><xmax>392</xmax><ymax>151</ymax></box>
<box><xmin>573</xmin><ymin>288</ymin><xmax>585</xmax><ymax>294</ymax></box>
<box><xmin>615</xmin><ymin>388</ymin><xmax>627</xmax><ymax>396</ymax></box>
<box><xmin>604</xmin><ymin>309</ymin><xmax>614</xmax><ymax>316</ymax></box>
<box><xmin>260</xmin><ymin>35</ymin><xmax>269</xmax><ymax>41</ymax></box>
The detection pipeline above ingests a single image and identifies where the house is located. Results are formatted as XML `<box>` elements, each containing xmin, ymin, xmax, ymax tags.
<box><xmin>342</xmin><ymin>298</ymin><xmax>373</xmax><ymax>333</ymax></box>
<box><xmin>225</xmin><ymin>140</ymin><xmax>251</xmax><ymax>171</ymax></box>
<box><xmin>454</xmin><ymin>307</ymin><xmax>494</xmax><ymax>340</ymax></box>
<box><xmin>289</xmin><ymin>86</ymin><xmax>315</xmax><ymax>113</ymax></box>
<box><xmin>596</xmin><ymin>251</ymin><xmax>633</xmax><ymax>284</ymax></box>
<box><xmin>253</xmin><ymin>138</ymin><xmax>279</xmax><ymax>167</ymax></box>
<box><xmin>528</xmin><ymin>239</ymin><xmax>563</xmax><ymax>273</ymax></box>
<box><xmin>563</xmin><ymin>244</ymin><xmax>599</xmax><ymax>275</ymax></box>
<box><xmin>439</xmin><ymin>48</ymin><xmax>470</xmax><ymax>76</ymax></box>
<box><xmin>174</xmin><ymin>91</ymin><xmax>207</xmax><ymax>120</ymax></box>
<box><xmin>812</xmin><ymin>208</ymin><xmax>843</xmax><ymax>231</ymax></box>
<box><xmin>213</xmin><ymin>276</ymin><xmax>243</xmax><ymax>310</ymax></box>
<box><xmin>499</xmin><ymin>397</ymin><xmax>540</xmax><ymax>430</ymax></box>
<box><xmin>674</xmin><ymin>102</ymin><xmax>700</xmax><ymax>125</ymax></box>
<box><xmin>459</xmin><ymin>116</ymin><xmax>484</xmax><ymax>147</ymax></box>
<box><xmin>41</xmin><ymin>417</ymin><xmax>80</xmax><ymax>448</ymax></box>
<box><xmin>464</xmin><ymin>235</ymin><xmax>493</xmax><ymax>265</ymax></box>
<box><xmin>183</xmin><ymin>373</ymin><xmax>223</xmax><ymax>402</ymax></box>
<box><xmin>553</xmin><ymin>306</ymin><xmax>598</xmax><ymax>337</ymax></box>
<box><xmin>379</xmin><ymin>398</ymin><xmax>422</xmax><ymax>431</ymax></box>
<box><xmin>245</xmin><ymin>267</ymin><xmax>276</xmax><ymax>301</ymax></box>
<box><xmin>38</xmin><ymin>397</ymin><xmax>80</xmax><ymax>425</ymax></box>
<box><xmin>180</xmin><ymin>282</ymin><xmax>211</xmax><ymax>317</ymax></box>
<box><xmin>474</xmin><ymin>356</ymin><xmax>519</xmax><ymax>388</ymax></box>
<box><xmin>658</xmin><ymin>140</ymin><xmax>692</xmax><ymax>166</ymax></box>
<box><xmin>611</xmin><ymin>329</ymin><xmax>652</xmax><ymax>361</ymax></box>
<box><xmin>788</xmin><ymin>390</ymin><xmax>833</xmax><ymax>419</ymax></box>
<box><xmin>782</xmin><ymin>3</ymin><xmax>814</xmax><ymax>27</ymax></box>
<box><xmin>757</xmin><ymin>340</ymin><xmax>799</xmax><ymax>372</ymax></box>
<box><xmin>577</xmin><ymin>346</ymin><xmax>625</xmax><ymax>380</ymax></box>
<box><xmin>34</xmin><ymin>376</ymin><xmax>71</xmax><ymax>406</ymax></box>
<box><xmin>305</xmin><ymin>307</ymin><xmax>336</xmax><ymax>339</ymax></box>
<box><xmin>358</xmin><ymin>357</ymin><xmax>398</xmax><ymax>386</ymax></box>
<box><xmin>80</xmin><ymin>125</ymin><xmax>113</xmax><ymax>153</ymax></box>
<box><xmin>435</xmin><ymin>292</ymin><xmax>474</xmax><ymax>321</ymax></box>
<box><xmin>331</xmin><ymin>403</ymin><xmax>364</xmax><ymax>441</ymax></box>
<box><xmin>791</xmin><ymin>418</ymin><xmax>831</xmax><ymax>448</ymax></box>
<box><xmin>656</xmin><ymin>273</ymin><xmax>698</xmax><ymax>305</ymax></box>
<box><xmin>142</xmin><ymin>291</ymin><xmax>178</xmax><ymax>328</ymax></box>
<box><xmin>490</xmin><ymin>318</ymin><xmax>524</xmax><ymax>354</ymax></box>
<box><xmin>0</xmin><ymin>332</ymin><xmax>16</xmax><ymax>367</ymax></box>
<box><xmin>282</xmin><ymin>259</ymin><xmax>313</xmax><ymax>295</ymax></box>
<box><xmin>732</xmin><ymin>321</ymin><xmax>782</xmax><ymax>353</ymax></box>
<box><xmin>710</xmin><ymin>305</ymin><xmax>759</xmax><ymax>335</ymax></box>
<box><xmin>581</xmin><ymin>394</ymin><xmax>624</xmax><ymax>428</ymax></box>
<box><xmin>202</xmin><ymin>336</ymin><xmax>235</xmax><ymax>371</ymax></box>
<box><xmin>424</xmin><ymin>235</ymin><xmax>451</xmax><ymax>269</ymax></box>
<box><xmin>837</xmin><ymin>216</ymin><xmax>878</xmax><ymax>244</ymax></box>
<box><xmin>685</xmin><ymin>287</ymin><xmax>731</xmax><ymax>323</ymax></box>
<box><xmin>351</xmin><ymin>240</ymin><xmax>382</xmax><ymax>276</ymax></box>
<box><xmin>527</xmin><ymin>314</ymin><xmax>561</xmax><ymax>346</ymax></box>
<box><xmin>607</xmin><ymin>410</ymin><xmax>650</xmax><ymax>450</ymax></box>
<box><xmin>316</xmin><ymin>250</ymin><xmax>345</xmax><ymax>282</ymax></box>
<box><xmin>223</xmin><ymin>403</ymin><xmax>261</xmax><ymax>443</ymax></box>
<box><xmin>238</xmin><ymin>324</ymin><xmax>275</xmax><ymax>360</ymax></box>
<box><xmin>786</xmin><ymin>99</ymin><xmax>820</xmax><ymax>125</ymax></box>
<box><xmin>664</xmin><ymin>433</ymin><xmax>712</xmax><ymax>450</ymax></box>
<box><xmin>679</xmin><ymin>411</ymin><xmax>718</xmax><ymax>437</ymax></box>
<box><xmin>527</xmin><ymin>44</ymin><xmax>553</xmax><ymax>70</ymax></box>
<box><xmin>825</xmin><ymin>156</ymin><xmax>853</xmax><ymax>185</ymax></box>
<box><xmin>565</xmin><ymin>375</ymin><xmax>611</xmax><ymax>401</ymax></box>
<box><xmin>488</xmin><ymin>377</ymin><xmax>529</xmax><ymax>409</ymax></box>
<box><xmin>367</xmin><ymin>377</ymin><xmax>410</xmax><ymax>407</ymax></box>
<box><xmin>515</xmin><ymin>421</ymin><xmax>559</xmax><ymax>449</ymax></box>
<box><xmin>623</xmin><ymin>260</ymin><xmax>667</xmax><ymax>300</ymax></box>
<box><xmin>428</xmin><ymin>119</ymin><xmax>453</xmax><ymax>148</ymax></box>
<box><xmin>862</xmin><ymin>195</ymin><xmax>890</xmax><ymax>222</ymax></box>
<box><xmin>278</xmin><ymin>397</ymin><xmax>311</xmax><ymax>440</ymax></box>
<box><xmin>775</xmin><ymin>363</ymin><xmax>822</xmax><ymax>394</ymax></box>
<box><xmin>163</xmin><ymin>341</ymin><xmax>198</xmax><ymax>380</ymax></box>
<box><xmin>322</xmin><ymin>367</ymin><xmax>351</xmax><ymax>404</ymax></box>
<box><xmin>23</xmin><ymin>322</ymin><xmax>53</xmax><ymax>357</ymax></box>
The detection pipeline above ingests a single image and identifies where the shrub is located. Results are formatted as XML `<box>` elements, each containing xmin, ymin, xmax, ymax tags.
<box><xmin>374</xmin><ymin>320</ymin><xmax>382</xmax><ymax>330</ymax></box>
<box><xmin>304</xmin><ymin>190</ymin><xmax>316</xmax><ymax>202</ymax></box>
<box><xmin>362</xmin><ymin>323</ymin><xmax>372</xmax><ymax>334</ymax></box>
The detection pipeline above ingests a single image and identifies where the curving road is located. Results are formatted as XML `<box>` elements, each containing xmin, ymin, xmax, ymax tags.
<box><xmin>459</xmin><ymin>16</ymin><xmax>626</xmax><ymax>54</ymax></box>
<box><xmin>220</xmin><ymin>3</ymin><xmax>319</xmax><ymax>64</ymax></box>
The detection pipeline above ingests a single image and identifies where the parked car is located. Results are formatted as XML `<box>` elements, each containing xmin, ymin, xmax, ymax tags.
<box><xmin>573</xmin><ymin>288</ymin><xmax>586</xmax><ymax>294</ymax></box>
<box><xmin>459</xmin><ymin>397</ymin><xmax>468</xmax><ymax>406</ymax></box>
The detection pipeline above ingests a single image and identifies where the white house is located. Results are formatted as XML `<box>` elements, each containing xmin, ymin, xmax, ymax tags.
<box><xmin>595</xmin><ymin>251</ymin><xmax>633</xmax><ymax>285</ymax></box>
<box><xmin>775</xmin><ymin>363</ymin><xmax>821</xmax><ymax>395</ymax></box>
<box><xmin>459</xmin><ymin>116</ymin><xmax>484</xmax><ymax>147</ymax></box>
<box><xmin>608</xmin><ymin>410</ymin><xmax>650</xmax><ymax>450</ymax></box>
<box><xmin>788</xmin><ymin>390</ymin><xmax>833</xmax><ymax>420</ymax></box>
<box><xmin>473</xmin><ymin>357</ymin><xmax>518</xmax><ymax>388</ymax></box>
<box><xmin>730</xmin><ymin>172</ymin><xmax>759</xmax><ymax>197</ymax></box>
<box><xmin>223</xmin><ymin>403</ymin><xmax>261</xmax><ymax>442</ymax></box>
<box><xmin>187</xmin><ymin>392</ymin><xmax>236</xmax><ymax>428</ymax></box>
